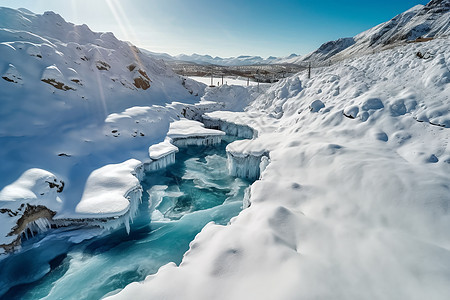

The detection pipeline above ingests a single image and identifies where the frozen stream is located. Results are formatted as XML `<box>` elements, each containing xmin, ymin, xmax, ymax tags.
<box><xmin>0</xmin><ymin>137</ymin><xmax>252</xmax><ymax>299</ymax></box>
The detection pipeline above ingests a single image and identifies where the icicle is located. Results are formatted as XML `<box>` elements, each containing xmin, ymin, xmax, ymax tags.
<box><xmin>146</xmin><ymin>152</ymin><xmax>176</xmax><ymax>172</ymax></box>
<box><xmin>171</xmin><ymin>135</ymin><xmax>223</xmax><ymax>147</ymax></box>
<box><xmin>125</xmin><ymin>218</ymin><xmax>130</xmax><ymax>234</ymax></box>
<box><xmin>227</xmin><ymin>152</ymin><xmax>270</xmax><ymax>180</ymax></box>
<box><xmin>20</xmin><ymin>217</ymin><xmax>53</xmax><ymax>241</ymax></box>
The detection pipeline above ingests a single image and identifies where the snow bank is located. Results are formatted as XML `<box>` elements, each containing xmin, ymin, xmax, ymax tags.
<box><xmin>72</xmin><ymin>159</ymin><xmax>143</xmax><ymax>219</ymax></box>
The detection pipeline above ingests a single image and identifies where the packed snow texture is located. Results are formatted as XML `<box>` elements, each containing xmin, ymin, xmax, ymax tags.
<box><xmin>109</xmin><ymin>36</ymin><xmax>450</xmax><ymax>300</ymax></box>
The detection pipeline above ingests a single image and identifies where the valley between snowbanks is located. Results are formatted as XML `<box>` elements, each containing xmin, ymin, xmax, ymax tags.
<box><xmin>108</xmin><ymin>37</ymin><xmax>450</xmax><ymax>300</ymax></box>
<box><xmin>0</xmin><ymin>116</ymin><xmax>228</xmax><ymax>253</ymax></box>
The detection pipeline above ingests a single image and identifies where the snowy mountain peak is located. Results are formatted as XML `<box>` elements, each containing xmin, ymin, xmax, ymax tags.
<box><xmin>296</xmin><ymin>0</ymin><xmax>450</xmax><ymax>64</ymax></box>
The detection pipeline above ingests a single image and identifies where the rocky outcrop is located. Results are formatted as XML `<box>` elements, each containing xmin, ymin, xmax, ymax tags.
<box><xmin>0</xmin><ymin>204</ymin><xmax>56</xmax><ymax>253</ymax></box>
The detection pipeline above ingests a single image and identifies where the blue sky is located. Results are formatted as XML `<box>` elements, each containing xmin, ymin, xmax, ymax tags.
<box><xmin>0</xmin><ymin>0</ymin><xmax>428</xmax><ymax>57</ymax></box>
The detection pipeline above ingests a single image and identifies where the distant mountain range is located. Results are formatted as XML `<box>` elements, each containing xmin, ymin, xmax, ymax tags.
<box><xmin>140</xmin><ymin>49</ymin><xmax>301</xmax><ymax>66</ymax></box>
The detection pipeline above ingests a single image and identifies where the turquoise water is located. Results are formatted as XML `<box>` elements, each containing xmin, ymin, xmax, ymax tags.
<box><xmin>0</xmin><ymin>139</ymin><xmax>251</xmax><ymax>299</ymax></box>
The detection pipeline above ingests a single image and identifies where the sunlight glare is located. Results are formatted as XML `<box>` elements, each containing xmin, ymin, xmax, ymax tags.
<box><xmin>105</xmin><ymin>0</ymin><xmax>143</xmax><ymax>67</ymax></box>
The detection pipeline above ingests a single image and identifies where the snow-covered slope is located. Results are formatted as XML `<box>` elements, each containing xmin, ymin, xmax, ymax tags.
<box><xmin>291</xmin><ymin>37</ymin><xmax>355</xmax><ymax>64</ymax></box>
<box><xmin>296</xmin><ymin>0</ymin><xmax>450</xmax><ymax>63</ymax></box>
<box><xmin>0</xmin><ymin>7</ymin><xmax>205</xmax><ymax>251</ymax></box>
<box><xmin>109</xmin><ymin>20</ymin><xmax>450</xmax><ymax>300</ymax></box>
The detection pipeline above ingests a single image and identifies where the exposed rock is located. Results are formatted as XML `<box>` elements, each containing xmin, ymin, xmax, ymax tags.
<box><xmin>127</xmin><ymin>64</ymin><xmax>136</xmax><ymax>72</ymax></box>
<box><xmin>96</xmin><ymin>60</ymin><xmax>111</xmax><ymax>71</ymax></box>
<box><xmin>41</xmin><ymin>78</ymin><xmax>74</xmax><ymax>91</ymax></box>
<box><xmin>2</xmin><ymin>64</ymin><xmax>23</xmax><ymax>84</ymax></box>
<box><xmin>45</xmin><ymin>179</ymin><xmax>64</xmax><ymax>193</ymax></box>
<box><xmin>0</xmin><ymin>204</ymin><xmax>56</xmax><ymax>253</ymax></box>
<box><xmin>41</xmin><ymin>65</ymin><xmax>75</xmax><ymax>91</ymax></box>
<box><xmin>133</xmin><ymin>76</ymin><xmax>150</xmax><ymax>90</ymax></box>
<box><xmin>133</xmin><ymin>69</ymin><xmax>151</xmax><ymax>90</ymax></box>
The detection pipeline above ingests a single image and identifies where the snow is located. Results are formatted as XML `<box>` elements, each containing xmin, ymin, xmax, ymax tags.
<box><xmin>71</xmin><ymin>159</ymin><xmax>143</xmax><ymax>219</ymax></box>
<box><xmin>167</xmin><ymin>119</ymin><xmax>224</xmax><ymax>139</ymax></box>
<box><xmin>2</xmin><ymin>63</ymin><xmax>23</xmax><ymax>84</ymax></box>
<box><xmin>148</xmin><ymin>138</ymin><xmax>179</xmax><ymax>160</ymax></box>
<box><xmin>2</xmin><ymin>2</ymin><xmax>450</xmax><ymax>299</ymax></box>
<box><xmin>201</xmin><ymin>83</ymin><xmax>268</xmax><ymax>111</ymax></box>
<box><xmin>202</xmin><ymin>111</ymin><xmax>261</xmax><ymax>139</ymax></box>
<box><xmin>109</xmin><ymin>35</ymin><xmax>450</xmax><ymax>300</ymax></box>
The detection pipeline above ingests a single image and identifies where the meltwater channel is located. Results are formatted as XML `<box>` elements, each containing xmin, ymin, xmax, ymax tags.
<box><xmin>0</xmin><ymin>136</ymin><xmax>253</xmax><ymax>299</ymax></box>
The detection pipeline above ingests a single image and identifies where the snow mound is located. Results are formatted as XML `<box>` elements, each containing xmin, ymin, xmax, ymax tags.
<box><xmin>2</xmin><ymin>64</ymin><xmax>23</xmax><ymax>84</ymax></box>
<box><xmin>74</xmin><ymin>159</ymin><xmax>142</xmax><ymax>218</ymax></box>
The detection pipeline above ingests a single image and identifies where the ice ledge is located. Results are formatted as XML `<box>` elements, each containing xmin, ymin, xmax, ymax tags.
<box><xmin>199</xmin><ymin>113</ymin><xmax>270</xmax><ymax>182</ymax></box>
<box><xmin>148</xmin><ymin>138</ymin><xmax>178</xmax><ymax>160</ymax></box>
<box><xmin>227</xmin><ymin>150</ymin><xmax>270</xmax><ymax>181</ymax></box>
<box><xmin>167</xmin><ymin>119</ymin><xmax>225</xmax><ymax>147</ymax></box>
<box><xmin>53</xmin><ymin>159</ymin><xmax>145</xmax><ymax>236</ymax></box>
